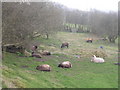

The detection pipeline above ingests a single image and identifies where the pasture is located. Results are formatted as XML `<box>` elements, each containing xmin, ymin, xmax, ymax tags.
<box><xmin>2</xmin><ymin>32</ymin><xmax>118</xmax><ymax>88</ymax></box>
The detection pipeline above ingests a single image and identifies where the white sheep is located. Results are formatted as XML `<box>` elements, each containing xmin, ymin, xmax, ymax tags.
<box><xmin>91</xmin><ymin>55</ymin><xmax>105</xmax><ymax>63</ymax></box>
<box><xmin>36</xmin><ymin>64</ymin><xmax>51</xmax><ymax>71</ymax></box>
<box><xmin>58</xmin><ymin>61</ymin><xmax>72</xmax><ymax>68</ymax></box>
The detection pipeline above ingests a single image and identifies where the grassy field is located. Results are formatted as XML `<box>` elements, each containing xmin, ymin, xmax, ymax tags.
<box><xmin>2</xmin><ymin>32</ymin><xmax>118</xmax><ymax>88</ymax></box>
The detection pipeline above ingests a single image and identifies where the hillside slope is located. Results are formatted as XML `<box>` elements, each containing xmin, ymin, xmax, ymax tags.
<box><xmin>2</xmin><ymin>32</ymin><xmax>118</xmax><ymax>88</ymax></box>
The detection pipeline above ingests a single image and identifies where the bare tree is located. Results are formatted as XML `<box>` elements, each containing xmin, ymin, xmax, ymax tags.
<box><xmin>2</xmin><ymin>2</ymin><xmax>34</xmax><ymax>49</ymax></box>
<box><xmin>2</xmin><ymin>2</ymin><xmax>64</xmax><ymax>50</ymax></box>
<box><xmin>89</xmin><ymin>10</ymin><xmax>118</xmax><ymax>43</ymax></box>
<box><xmin>34</xmin><ymin>2</ymin><xmax>64</xmax><ymax>39</ymax></box>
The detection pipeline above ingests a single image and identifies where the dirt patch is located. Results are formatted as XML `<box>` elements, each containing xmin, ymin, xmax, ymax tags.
<box><xmin>34</xmin><ymin>59</ymin><xmax>46</xmax><ymax>62</ymax></box>
<box><xmin>16</xmin><ymin>56</ymin><xmax>28</xmax><ymax>58</ymax></box>
<box><xmin>21</xmin><ymin>65</ymin><xmax>29</xmax><ymax>68</ymax></box>
<box><xmin>33</xmin><ymin>55</ymin><xmax>57</xmax><ymax>62</ymax></box>
<box><xmin>25</xmin><ymin>70</ymin><xmax>37</xmax><ymax>74</ymax></box>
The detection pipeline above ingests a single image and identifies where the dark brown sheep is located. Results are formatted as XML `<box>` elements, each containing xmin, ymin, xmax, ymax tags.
<box><xmin>61</xmin><ymin>42</ymin><xmax>69</xmax><ymax>48</ymax></box>
<box><xmin>114</xmin><ymin>63</ymin><xmax>120</xmax><ymax>65</ymax></box>
<box><xmin>32</xmin><ymin>52</ymin><xmax>42</xmax><ymax>58</ymax></box>
<box><xmin>86</xmin><ymin>38</ymin><xmax>93</xmax><ymax>43</ymax></box>
<box><xmin>31</xmin><ymin>45</ymin><xmax>38</xmax><ymax>53</ymax></box>
<box><xmin>58</xmin><ymin>61</ymin><xmax>72</xmax><ymax>68</ymax></box>
<box><xmin>36</xmin><ymin>64</ymin><xmax>51</xmax><ymax>71</ymax></box>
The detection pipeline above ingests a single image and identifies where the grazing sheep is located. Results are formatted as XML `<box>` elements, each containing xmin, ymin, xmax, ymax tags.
<box><xmin>91</xmin><ymin>55</ymin><xmax>105</xmax><ymax>63</ymax></box>
<box><xmin>58</xmin><ymin>61</ymin><xmax>72</xmax><ymax>68</ymax></box>
<box><xmin>86</xmin><ymin>38</ymin><xmax>93</xmax><ymax>43</ymax></box>
<box><xmin>41</xmin><ymin>51</ymin><xmax>51</xmax><ymax>56</ymax></box>
<box><xmin>61</xmin><ymin>42</ymin><xmax>69</xmax><ymax>48</ymax></box>
<box><xmin>36</xmin><ymin>64</ymin><xmax>51</xmax><ymax>71</ymax></box>
<box><xmin>32</xmin><ymin>52</ymin><xmax>42</xmax><ymax>58</ymax></box>
<box><xmin>31</xmin><ymin>45</ymin><xmax>38</xmax><ymax>53</ymax></box>
<box><xmin>114</xmin><ymin>63</ymin><xmax>120</xmax><ymax>65</ymax></box>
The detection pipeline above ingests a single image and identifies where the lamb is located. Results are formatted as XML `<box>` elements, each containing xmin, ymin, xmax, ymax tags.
<box><xmin>36</xmin><ymin>64</ymin><xmax>51</xmax><ymax>71</ymax></box>
<box><xmin>58</xmin><ymin>61</ymin><xmax>72</xmax><ymax>68</ymax></box>
<box><xmin>91</xmin><ymin>55</ymin><xmax>105</xmax><ymax>63</ymax></box>
<box><xmin>41</xmin><ymin>51</ymin><xmax>51</xmax><ymax>56</ymax></box>
<box><xmin>61</xmin><ymin>42</ymin><xmax>69</xmax><ymax>48</ymax></box>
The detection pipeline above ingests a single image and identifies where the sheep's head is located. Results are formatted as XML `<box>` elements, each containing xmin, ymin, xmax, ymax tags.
<box><xmin>91</xmin><ymin>55</ymin><xmax>95</xmax><ymax>62</ymax></box>
<box><xmin>93</xmin><ymin>55</ymin><xmax>96</xmax><ymax>58</ymax></box>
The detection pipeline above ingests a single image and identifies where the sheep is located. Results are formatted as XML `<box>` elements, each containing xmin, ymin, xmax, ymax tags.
<box><xmin>61</xmin><ymin>42</ymin><xmax>69</xmax><ymax>48</ymax></box>
<box><xmin>41</xmin><ymin>51</ymin><xmax>51</xmax><ymax>56</ymax></box>
<box><xmin>114</xmin><ymin>63</ymin><xmax>120</xmax><ymax>65</ymax></box>
<box><xmin>36</xmin><ymin>64</ymin><xmax>51</xmax><ymax>71</ymax></box>
<box><xmin>58</xmin><ymin>61</ymin><xmax>72</xmax><ymax>68</ymax></box>
<box><xmin>31</xmin><ymin>45</ymin><xmax>38</xmax><ymax>53</ymax></box>
<box><xmin>91</xmin><ymin>55</ymin><xmax>105</xmax><ymax>63</ymax></box>
<box><xmin>31</xmin><ymin>52</ymin><xmax>42</xmax><ymax>58</ymax></box>
<box><xmin>86</xmin><ymin>38</ymin><xmax>93</xmax><ymax>43</ymax></box>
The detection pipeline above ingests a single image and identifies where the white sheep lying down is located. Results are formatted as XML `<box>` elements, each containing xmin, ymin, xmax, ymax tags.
<box><xmin>58</xmin><ymin>61</ymin><xmax>72</xmax><ymax>68</ymax></box>
<box><xmin>91</xmin><ymin>55</ymin><xmax>105</xmax><ymax>63</ymax></box>
<box><xmin>36</xmin><ymin>64</ymin><xmax>51</xmax><ymax>71</ymax></box>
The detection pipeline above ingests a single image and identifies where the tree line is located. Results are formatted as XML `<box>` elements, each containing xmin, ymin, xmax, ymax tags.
<box><xmin>64</xmin><ymin>8</ymin><xmax>118</xmax><ymax>43</ymax></box>
<box><xmin>2</xmin><ymin>2</ymin><xmax>64</xmax><ymax>49</ymax></box>
<box><xmin>2</xmin><ymin>1</ymin><xmax>118</xmax><ymax>50</ymax></box>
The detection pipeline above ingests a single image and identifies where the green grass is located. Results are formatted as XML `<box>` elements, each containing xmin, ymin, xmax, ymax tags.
<box><xmin>2</xmin><ymin>32</ymin><xmax>118</xmax><ymax>88</ymax></box>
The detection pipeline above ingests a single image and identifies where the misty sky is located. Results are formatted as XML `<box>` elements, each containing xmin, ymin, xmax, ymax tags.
<box><xmin>52</xmin><ymin>0</ymin><xmax>119</xmax><ymax>12</ymax></box>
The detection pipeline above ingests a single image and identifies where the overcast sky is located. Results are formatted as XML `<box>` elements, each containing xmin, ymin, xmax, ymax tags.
<box><xmin>52</xmin><ymin>0</ymin><xmax>119</xmax><ymax>12</ymax></box>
